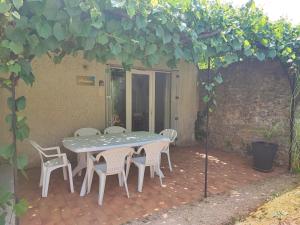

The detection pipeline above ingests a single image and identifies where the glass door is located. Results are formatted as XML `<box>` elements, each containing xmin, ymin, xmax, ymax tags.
<box><xmin>126</xmin><ymin>70</ymin><xmax>155</xmax><ymax>132</ymax></box>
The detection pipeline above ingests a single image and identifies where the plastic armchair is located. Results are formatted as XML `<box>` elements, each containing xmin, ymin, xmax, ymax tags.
<box><xmin>87</xmin><ymin>147</ymin><xmax>134</xmax><ymax>206</ymax></box>
<box><xmin>29</xmin><ymin>140</ymin><xmax>74</xmax><ymax>197</ymax></box>
<box><xmin>73</xmin><ymin>128</ymin><xmax>101</xmax><ymax>177</ymax></box>
<box><xmin>130</xmin><ymin>141</ymin><xmax>170</xmax><ymax>192</ymax></box>
<box><xmin>103</xmin><ymin>126</ymin><xmax>127</xmax><ymax>134</ymax></box>
<box><xmin>159</xmin><ymin>129</ymin><xmax>177</xmax><ymax>172</ymax></box>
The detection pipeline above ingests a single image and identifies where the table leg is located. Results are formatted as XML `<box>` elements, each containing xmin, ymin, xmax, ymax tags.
<box><xmin>79</xmin><ymin>153</ymin><xmax>90</xmax><ymax>197</ymax></box>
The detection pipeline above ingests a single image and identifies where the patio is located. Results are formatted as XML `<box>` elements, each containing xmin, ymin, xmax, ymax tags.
<box><xmin>18</xmin><ymin>146</ymin><xmax>285</xmax><ymax>225</ymax></box>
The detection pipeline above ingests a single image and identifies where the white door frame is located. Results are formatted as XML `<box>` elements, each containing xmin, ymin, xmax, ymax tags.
<box><xmin>126</xmin><ymin>69</ymin><xmax>155</xmax><ymax>132</ymax></box>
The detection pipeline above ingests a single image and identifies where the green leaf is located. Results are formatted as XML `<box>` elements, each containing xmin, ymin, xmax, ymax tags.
<box><xmin>145</xmin><ymin>44</ymin><xmax>157</xmax><ymax>56</ymax></box>
<box><xmin>16</xmin><ymin>96</ymin><xmax>26</xmax><ymax>111</ymax></box>
<box><xmin>175</xmin><ymin>47</ymin><xmax>184</xmax><ymax>59</ymax></box>
<box><xmin>214</xmin><ymin>75</ymin><xmax>223</xmax><ymax>84</ymax></box>
<box><xmin>83</xmin><ymin>38</ymin><xmax>95</xmax><ymax>50</ymax></box>
<box><xmin>16</xmin><ymin>125</ymin><xmax>29</xmax><ymax>141</ymax></box>
<box><xmin>0</xmin><ymin>2</ymin><xmax>11</xmax><ymax>13</ymax></box>
<box><xmin>267</xmin><ymin>49</ymin><xmax>276</xmax><ymax>59</ymax></box>
<box><xmin>163</xmin><ymin>31</ymin><xmax>172</xmax><ymax>44</ymax></box>
<box><xmin>0</xmin><ymin>190</ymin><xmax>12</xmax><ymax>205</ymax></box>
<box><xmin>36</xmin><ymin>21</ymin><xmax>52</xmax><ymax>39</ymax></box>
<box><xmin>53</xmin><ymin>23</ymin><xmax>65</xmax><ymax>41</ymax></box>
<box><xmin>111</xmin><ymin>0</ymin><xmax>126</xmax><ymax>8</ymax></box>
<box><xmin>203</xmin><ymin>95</ymin><xmax>210</xmax><ymax>103</ymax></box>
<box><xmin>232</xmin><ymin>39</ymin><xmax>242</xmax><ymax>51</ymax></box>
<box><xmin>8</xmin><ymin>63</ymin><xmax>21</xmax><ymax>74</ymax></box>
<box><xmin>109</xmin><ymin>43</ymin><xmax>121</xmax><ymax>55</ymax></box>
<box><xmin>12</xmin><ymin>0</ymin><xmax>23</xmax><ymax>9</ymax></box>
<box><xmin>14</xmin><ymin>199</ymin><xmax>28</xmax><ymax>217</ymax></box>
<box><xmin>0</xmin><ymin>144</ymin><xmax>14</xmax><ymax>160</ymax></box>
<box><xmin>16</xmin><ymin>154</ymin><xmax>28</xmax><ymax>170</ymax></box>
<box><xmin>256</xmin><ymin>51</ymin><xmax>265</xmax><ymax>61</ymax></box>
<box><xmin>136</xmin><ymin>15</ymin><xmax>147</xmax><ymax>29</ymax></box>
<box><xmin>96</xmin><ymin>34</ymin><xmax>108</xmax><ymax>45</ymax></box>
<box><xmin>9</xmin><ymin>41</ymin><xmax>23</xmax><ymax>54</ymax></box>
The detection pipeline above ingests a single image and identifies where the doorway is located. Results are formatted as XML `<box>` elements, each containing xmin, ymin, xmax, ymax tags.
<box><xmin>107</xmin><ymin>68</ymin><xmax>171</xmax><ymax>132</ymax></box>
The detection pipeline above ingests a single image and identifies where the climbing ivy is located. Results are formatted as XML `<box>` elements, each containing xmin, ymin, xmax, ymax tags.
<box><xmin>0</xmin><ymin>0</ymin><xmax>299</xmax><ymax>222</ymax></box>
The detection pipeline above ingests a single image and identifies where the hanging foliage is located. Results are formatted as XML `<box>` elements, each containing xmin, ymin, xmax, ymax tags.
<box><xmin>0</xmin><ymin>0</ymin><xmax>299</xmax><ymax>222</ymax></box>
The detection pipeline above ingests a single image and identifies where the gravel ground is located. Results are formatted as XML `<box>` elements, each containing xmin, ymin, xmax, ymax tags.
<box><xmin>125</xmin><ymin>173</ymin><xmax>300</xmax><ymax>225</ymax></box>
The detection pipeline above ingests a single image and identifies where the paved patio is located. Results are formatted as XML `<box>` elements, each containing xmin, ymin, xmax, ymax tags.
<box><xmin>18</xmin><ymin>146</ymin><xmax>286</xmax><ymax>225</ymax></box>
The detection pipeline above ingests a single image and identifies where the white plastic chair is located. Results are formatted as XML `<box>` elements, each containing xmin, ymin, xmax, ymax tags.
<box><xmin>130</xmin><ymin>141</ymin><xmax>170</xmax><ymax>192</ymax></box>
<box><xmin>87</xmin><ymin>147</ymin><xmax>134</xmax><ymax>206</ymax></box>
<box><xmin>159</xmin><ymin>129</ymin><xmax>177</xmax><ymax>172</ymax></box>
<box><xmin>29</xmin><ymin>140</ymin><xmax>74</xmax><ymax>197</ymax></box>
<box><xmin>103</xmin><ymin>126</ymin><xmax>127</xmax><ymax>134</ymax></box>
<box><xmin>73</xmin><ymin>128</ymin><xmax>101</xmax><ymax>177</ymax></box>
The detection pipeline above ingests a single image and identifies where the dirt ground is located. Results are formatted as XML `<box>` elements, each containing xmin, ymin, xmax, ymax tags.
<box><xmin>125</xmin><ymin>173</ymin><xmax>300</xmax><ymax>225</ymax></box>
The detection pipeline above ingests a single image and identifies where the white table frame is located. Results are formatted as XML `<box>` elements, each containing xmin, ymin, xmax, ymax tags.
<box><xmin>62</xmin><ymin>131</ymin><xmax>170</xmax><ymax>196</ymax></box>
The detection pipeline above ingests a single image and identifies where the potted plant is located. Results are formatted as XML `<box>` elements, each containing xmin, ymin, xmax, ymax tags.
<box><xmin>251</xmin><ymin>122</ymin><xmax>281</xmax><ymax>172</ymax></box>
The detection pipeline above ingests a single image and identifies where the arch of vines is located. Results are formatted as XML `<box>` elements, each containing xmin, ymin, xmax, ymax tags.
<box><xmin>0</xmin><ymin>0</ymin><xmax>299</xmax><ymax>221</ymax></box>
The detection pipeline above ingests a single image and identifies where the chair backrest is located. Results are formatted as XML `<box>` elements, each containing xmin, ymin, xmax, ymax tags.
<box><xmin>95</xmin><ymin>147</ymin><xmax>134</xmax><ymax>175</ymax></box>
<box><xmin>104</xmin><ymin>126</ymin><xmax>127</xmax><ymax>134</ymax></box>
<box><xmin>29</xmin><ymin>140</ymin><xmax>48</xmax><ymax>163</ymax></box>
<box><xmin>159</xmin><ymin>129</ymin><xmax>177</xmax><ymax>143</ymax></box>
<box><xmin>142</xmin><ymin>141</ymin><xmax>170</xmax><ymax>166</ymax></box>
<box><xmin>74</xmin><ymin>128</ymin><xmax>101</xmax><ymax>137</ymax></box>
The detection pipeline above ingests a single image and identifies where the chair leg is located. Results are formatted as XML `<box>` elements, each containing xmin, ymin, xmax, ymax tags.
<box><xmin>118</xmin><ymin>173</ymin><xmax>123</xmax><ymax>187</ymax></box>
<box><xmin>98</xmin><ymin>174</ymin><xmax>106</xmax><ymax>206</ymax></box>
<box><xmin>67</xmin><ymin>164</ymin><xmax>74</xmax><ymax>193</ymax></box>
<box><xmin>125</xmin><ymin>160</ymin><xmax>131</xmax><ymax>179</ymax></box>
<box><xmin>150</xmin><ymin>166</ymin><xmax>154</xmax><ymax>178</ymax></box>
<box><xmin>39</xmin><ymin>167</ymin><xmax>44</xmax><ymax>187</ymax></box>
<box><xmin>122</xmin><ymin>171</ymin><xmax>129</xmax><ymax>198</ymax></box>
<box><xmin>63</xmin><ymin>166</ymin><xmax>67</xmax><ymax>180</ymax></box>
<box><xmin>166</xmin><ymin>149</ymin><xmax>173</xmax><ymax>172</ymax></box>
<box><xmin>42</xmin><ymin>169</ymin><xmax>51</xmax><ymax>197</ymax></box>
<box><xmin>157</xmin><ymin>165</ymin><xmax>163</xmax><ymax>186</ymax></box>
<box><xmin>137</xmin><ymin>165</ymin><xmax>145</xmax><ymax>192</ymax></box>
<box><xmin>87</xmin><ymin>168</ymin><xmax>94</xmax><ymax>193</ymax></box>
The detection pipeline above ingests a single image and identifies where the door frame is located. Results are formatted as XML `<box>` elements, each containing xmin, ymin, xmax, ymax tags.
<box><xmin>126</xmin><ymin>69</ymin><xmax>155</xmax><ymax>132</ymax></box>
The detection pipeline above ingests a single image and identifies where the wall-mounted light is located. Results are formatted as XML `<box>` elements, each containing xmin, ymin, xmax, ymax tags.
<box><xmin>99</xmin><ymin>80</ymin><xmax>105</xmax><ymax>87</ymax></box>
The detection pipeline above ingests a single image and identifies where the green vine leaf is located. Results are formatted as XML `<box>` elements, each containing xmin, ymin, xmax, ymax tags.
<box><xmin>0</xmin><ymin>144</ymin><xmax>14</xmax><ymax>160</ymax></box>
<box><xmin>16</xmin><ymin>96</ymin><xmax>26</xmax><ymax>111</ymax></box>
<box><xmin>13</xmin><ymin>199</ymin><xmax>28</xmax><ymax>217</ymax></box>
<box><xmin>12</xmin><ymin>0</ymin><xmax>23</xmax><ymax>10</ymax></box>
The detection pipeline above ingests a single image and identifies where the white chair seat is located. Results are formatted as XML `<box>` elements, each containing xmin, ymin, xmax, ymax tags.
<box><xmin>44</xmin><ymin>158</ymin><xmax>66</xmax><ymax>167</ymax></box>
<box><xmin>132</xmin><ymin>156</ymin><xmax>146</xmax><ymax>165</ymax></box>
<box><xmin>94</xmin><ymin>163</ymin><xmax>107</xmax><ymax>174</ymax></box>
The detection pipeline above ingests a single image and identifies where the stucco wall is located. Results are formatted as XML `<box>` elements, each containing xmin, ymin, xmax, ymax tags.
<box><xmin>0</xmin><ymin>55</ymin><xmax>199</xmax><ymax>167</ymax></box>
<box><xmin>199</xmin><ymin>60</ymin><xmax>290</xmax><ymax>165</ymax></box>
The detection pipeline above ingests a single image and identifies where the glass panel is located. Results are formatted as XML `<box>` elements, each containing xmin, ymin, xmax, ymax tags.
<box><xmin>155</xmin><ymin>72</ymin><xmax>171</xmax><ymax>133</ymax></box>
<box><xmin>132</xmin><ymin>74</ymin><xmax>149</xmax><ymax>131</ymax></box>
<box><xmin>111</xmin><ymin>68</ymin><xmax>126</xmax><ymax>127</ymax></box>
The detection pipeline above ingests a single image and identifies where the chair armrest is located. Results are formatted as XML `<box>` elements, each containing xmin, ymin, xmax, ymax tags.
<box><xmin>45</xmin><ymin>153</ymin><xmax>68</xmax><ymax>164</ymax></box>
<box><xmin>42</xmin><ymin>146</ymin><xmax>61</xmax><ymax>154</ymax></box>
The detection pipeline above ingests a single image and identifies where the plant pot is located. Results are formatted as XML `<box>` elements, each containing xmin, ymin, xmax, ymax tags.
<box><xmin>251</xmin><ymin>141</ymin><xmax>278</xmax><ymax>172</ymax></box>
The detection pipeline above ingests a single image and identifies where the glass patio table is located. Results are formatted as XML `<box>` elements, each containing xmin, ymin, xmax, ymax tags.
<box><xmin>62</xmin><ymin>131</ymin><xmax>170</xmax><ymax>196</ymax></box>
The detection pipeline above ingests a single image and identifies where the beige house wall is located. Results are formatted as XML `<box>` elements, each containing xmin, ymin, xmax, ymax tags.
<box><xmin>0</xmin><ymin>55</ymin><xmax>199</xmax><ymax>167</ymax></box>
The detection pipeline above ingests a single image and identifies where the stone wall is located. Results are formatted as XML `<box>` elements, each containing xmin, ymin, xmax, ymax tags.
<box><xmin>199</xmin><ymin>59</ymin><xmax>291</xmax><ymax>165</ymax></box>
